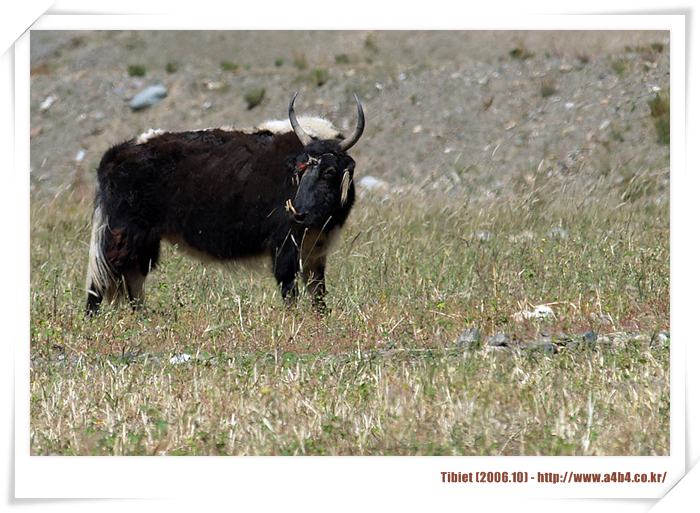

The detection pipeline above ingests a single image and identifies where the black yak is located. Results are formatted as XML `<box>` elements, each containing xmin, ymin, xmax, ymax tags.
<box><xmin>85</xmin><ymin>93</ymin><xmax>364</xmax><ymax>314</ymax></box>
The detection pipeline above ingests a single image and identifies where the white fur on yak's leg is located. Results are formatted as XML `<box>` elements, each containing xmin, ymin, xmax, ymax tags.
<box><xmin>85</xmin><ymin>203</ymin><xmax>117</xmax><ymax>301</ymax></box>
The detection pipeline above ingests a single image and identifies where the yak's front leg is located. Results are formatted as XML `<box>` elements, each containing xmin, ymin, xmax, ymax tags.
<box><xmin>273</xmin><ymin>243</ymin><xmax>300</xmax><ymax>306</ymax></box>
<box><xmin>302</xmin><ymin>256</ymin><xmax>328</xmax><ymax>312</ymax></box>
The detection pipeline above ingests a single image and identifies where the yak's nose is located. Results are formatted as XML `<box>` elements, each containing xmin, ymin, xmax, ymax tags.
<box><xmin>285</xmin><ymin>199</ymin><xmax>309</xmax><ymax>224</ymax></box>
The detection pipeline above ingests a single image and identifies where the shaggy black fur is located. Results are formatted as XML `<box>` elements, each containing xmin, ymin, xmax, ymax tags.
<box><xmin>85</xmin><ymin>126</ymin><xmax>357</xmax><ymax>314</ymax></box>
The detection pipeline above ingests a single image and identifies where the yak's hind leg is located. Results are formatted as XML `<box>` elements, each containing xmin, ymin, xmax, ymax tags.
<box><xmin>85</xmin><ymin>204</ymin><xmax>117</xmax><ymax>314</ymax></box>
<box><xmin>117</xmin><ymin>233</ymin><xmax>160</xmax><ymax>310</ymax></box>
<box><xmin>86</xmin><ymin>266</ymin><xmax>148</xmax><ymax>313</ymax></box>
<box><xmin>85</xmin><ymin>203</ymin><xmax>160</xmax><ymax>314</ymax></box>
<box><xmin>85</xmin><ymin>282</ymin><xmax>107</xmax><ymax>314</ymax></box>
<box><xmin>122</xmin><ymin>268</ymin><xmax>147</xmax><ymax>308</ymax></box>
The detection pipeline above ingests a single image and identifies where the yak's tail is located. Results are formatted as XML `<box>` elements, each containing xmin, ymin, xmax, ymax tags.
<box><xmin>85</xmin><ymin>202</ymin><xmax>119</xmax><ymax>311</ymax></box>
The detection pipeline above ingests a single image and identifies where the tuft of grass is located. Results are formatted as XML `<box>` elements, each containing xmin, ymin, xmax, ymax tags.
<box><xmin>293</xmin><ymin>53</ymin><xmax>308</xmax><ymax>70</ymax></box>
<box><xmin>610</xmin><ymin>57</ymin><xmax>629</xmax><ymax>77</ymax></box>
<box><xmin>220</xmin><ymin>60</ymin><xmax>239</xmax><ymax>72</ymax></box>
<box><xmin>648</xmin><ymin>89</ymin><xmax>670</xmax><ymax>145</ymax></box>
<box><xmin>575</xmin><ymin>52</ymin><xmax>590</xmax><ymax>66</ymax></box>
<box><xmin>335</xmin><ymin>53</ymin><xmax>350</xmax><ymax>65</ymax></box>
<box><xmin>274</xmin><ymin>58</ymin><xmax>284</xmax><ymax>68</ymax></box>
<box><xmin>509</xmin><ymin>47</ymin><xmax>534</xmax><ymax>60</ymax></box>
<box><xmin>310</xmin><ymin>69</ymin><xmax>330</xmax><ymax>88</ymax></box>
<box><xmin>626</xmin><ymin>43</ymin><xmax>665</xmax><ymax>55</ymax></box>
<box><xmin>244</xmin><ymin>87</ymin><xmax>265</xmax><ymax>109</ymax></box>
<box><xmin>539</xmin><ymin>77</ymin><xmax>557</xmax><ymax>98</ymax></box>
<box><xmin>31</xmin><ymin>62</ymin><xmax>52</xmax><ymax>76</ymax></box>
<box><xmin>127</xmin><ymin>64</ymin><xmax>146</xmax><ymax>77</ymax></box>
<box><xmin>364</xmin><ymin>33</ymin><xmax>379</xmax><ymax>53</ymax></box>
<box><xmin>165</xmin><ymin>61</ymin><xmax>179</xmax><ymax>73</ymax></box>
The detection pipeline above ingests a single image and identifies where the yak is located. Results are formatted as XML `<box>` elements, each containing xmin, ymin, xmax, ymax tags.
<box><xmin>85</xmin><ymin>92</ymin><xmax>364</xmax><ymax>314</ymax></box>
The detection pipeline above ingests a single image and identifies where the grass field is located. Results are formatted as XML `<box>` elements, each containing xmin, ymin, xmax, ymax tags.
<box><xmin>30</xmin><ymin>163</ymin><xmax>669</xmax><ymax>455</ymax></box>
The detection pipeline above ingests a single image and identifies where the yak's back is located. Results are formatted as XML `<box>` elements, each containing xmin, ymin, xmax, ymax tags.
<box><xmin>97</xmin><ymin>128</ymin><xmax>286</xmax><ymax>184</ymax></box>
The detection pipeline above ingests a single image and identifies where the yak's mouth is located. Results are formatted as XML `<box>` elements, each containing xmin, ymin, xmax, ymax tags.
<box><xmin>285</xmin><ymin>199</ymin><xmax>309</xmax><ymax>224</ymax></box>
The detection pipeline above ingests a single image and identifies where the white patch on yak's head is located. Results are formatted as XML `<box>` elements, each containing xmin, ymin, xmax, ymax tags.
<box><xmin>135</xmin><ymin>128</ymin><xmax>166</xmax><ymax>144</ymax></box>
<box><xmin>135</xmin><ymin>116</ymin><xmax>341</xmax><ymax>146</ymax></box>
<box><xmin>256</xmin><ymin>116</ymin><xmax>341</xmax><ymax>141</ymax></box>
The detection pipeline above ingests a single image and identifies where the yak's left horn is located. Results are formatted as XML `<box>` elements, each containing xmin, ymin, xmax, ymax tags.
<box><xmin>338</xmin><ymin>93</ymin><xmax>365</xmax><ymax>152</ymax></box>
<box><xmin>289</xmin><ymin>92</ymin><xmax>313</xmax><ymax>147</ymax></box>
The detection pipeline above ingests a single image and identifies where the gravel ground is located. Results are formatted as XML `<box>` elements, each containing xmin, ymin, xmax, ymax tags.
<box><xmin>29</xmin><ymin>30</ymin><xmax>670</xmax><ymax>202</ymax></box>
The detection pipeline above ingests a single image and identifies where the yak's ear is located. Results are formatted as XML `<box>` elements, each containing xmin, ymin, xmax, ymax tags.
<box><xmin>285</xmin><ymin>153</ymin><xmax>309</xmax><ymax>187</ymax></box>
<box><xmin>285</xmin><ymin>153</ymin><xmax>309</xmax><ymax>175</ymax></box>
<box><xmin>342</xmin><ymin>156</ymin><xmax>356</xmax><ymax>178</ymax></box>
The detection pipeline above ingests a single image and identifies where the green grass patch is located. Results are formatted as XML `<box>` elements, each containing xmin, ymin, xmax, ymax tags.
<box><xmin>648</xmin><ymin>89</ymin><xmax>670</xmax><ymax>145</ymax></box>
<box><xmin>293</xmin><ymin>53</ymin><xmax>308</xmax><ymax>70</ymax></box>
<box><xmin>220</xmin><ymin>60</ymin><xmax>239</xmax><ymax>72</ymax></box>
<box><xmin>310</xmin><ymin>69</ymin><xmax>330</xmax><ymax>88</ymax></box>
<box><xmin>127</xmin><ymin>64</ymin><xmax>146</xmax><ymax>77</ymax></box>
<box><xmin>539</xmin><ymin>77</ymin><xmax>557</xmax><ymax>98</ymax></box>
<box><xmin>244</xmin><ymin>87</ymin><xmax>265</xmax><ymax>109</ymax></box>
<box><xmin>509</xmin><ymin>47</ymin><xmax>534</xmax><ymax>60</ymax></box>
<box><xmin>610</xmin><ymin>57</ymin><xmax>629</xmax><ymax>77</ymax></box>
<box><xmin>335</xmin><ymin>53</ymin><xmax>350</xmax><ymax>65</ymax></box>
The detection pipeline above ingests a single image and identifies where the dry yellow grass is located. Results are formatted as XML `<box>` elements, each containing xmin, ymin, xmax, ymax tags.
<box><xmin>30</xmin><ymin>169</ymin><xmax>669</xmax><ymax>455</ymax></box>
<box><xmin>31</xmin><ymin>340</ymin><xmax>668</xmax><ymax>456</ymax></box>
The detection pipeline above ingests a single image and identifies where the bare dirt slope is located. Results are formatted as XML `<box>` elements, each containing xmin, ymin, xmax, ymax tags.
<box><xmin>29</xmin><ymin>30</ymin><xmax>670</xmax><ymax>202</ymax></box>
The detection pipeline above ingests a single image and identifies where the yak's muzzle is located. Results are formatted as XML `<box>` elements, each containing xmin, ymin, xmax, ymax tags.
<box><xmin>286</xmin><ymin>199</ymin><xmax>309</xmax><ymax>225</ymax></box>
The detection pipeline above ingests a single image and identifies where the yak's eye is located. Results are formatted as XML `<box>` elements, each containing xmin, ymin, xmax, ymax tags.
<box><xmin>323</xmin><ymin>167</ymin><xmax>336</xmax><ymax>178</ymax></box>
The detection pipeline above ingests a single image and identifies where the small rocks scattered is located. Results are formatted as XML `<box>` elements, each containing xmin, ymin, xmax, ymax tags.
<box><xmin>40</xmin><ymin>95</ymin><xmax>56</xmax><ymax>111</ymax></box>
<box><xmin>583</xmin><ymin>330</ymin><xmax>597</xmax><ymax>346</ymax></box>
<box><xmin>512</xmin><ymin>304</ymin><xmax>555</xmax><ymax>322</ymax></box>
<box><xmin>521</xmin><ymin>337</ymin><xmax>559</xmax><ymax>354</ymax></box>
<box><xmin>130</xmin><ymin>84</ymin><xmax>168</xmax><ymax>111</ymax></box>
<box><xmin>531</xmin><ymin>305</ymin><xmax>555</xmax><ymax>318</ymax></box>
<box><xmin>454</xmin><ymin>327</ymin><xmax>667</xmax><ymax>356</ymax></box>
<box><xmin>358</xmin><ymin>175</ymin><xmax>389</xmax><ymax>192</ymax></box>
<box><xmin>30</xmin><ymin>327</ymin><xmax>669</xmax><ymax>373</ymax></box>
<box><xmin>357</xmin><ymin>176</ymin><xmax>391</xmax><ymax>201</ymax></box>
<box><xmin>169</xmin><ymin>353</ymin><xmax>193</xmax><ymax>365</ymax></box>
<box><xmin>652</xmin><ymin>330</ymin><xmax>670</xmax><ymax>348</ymax></box>
<box><xmin>456</xmin><ymin>328</ymin><xmax>481</xmax><ymax>350</ymax></box>
<box><xmin>487</xmin><ymin>332</ymin><xmax>509</xmax><ymax>347</ymax></box>
<box><xmin>31</xmin><ymin>349</ymin><xmax>229</xmax><ymax>371</ymax></box>
<box><xmin>536</xmin><ymin>342</ymin><xmax>558</xmax><ymax>354</ymax></box>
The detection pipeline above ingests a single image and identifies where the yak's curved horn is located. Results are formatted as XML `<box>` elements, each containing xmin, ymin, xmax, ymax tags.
<box><xmin>338</xmin><ymin>93</ymin><xmax>365</xmax><ymax>152</ymax></box>
<box><xmin>289</xmin><ymin>92</ymin><xmax>313</xmax><ymax>147</ymax></box>
<box><xmin>289</xmin><ymin>92</ymin><xmax>365</xmax><ymax>151</ymax></box>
